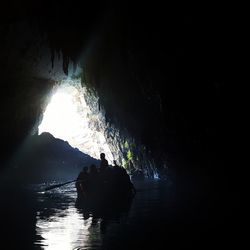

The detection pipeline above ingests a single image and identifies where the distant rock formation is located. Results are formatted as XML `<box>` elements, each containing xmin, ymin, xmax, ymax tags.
<box><xmin>9</xmin><ymin>132</ymin><xmax>100</xmax><ymax>183</ymax></box>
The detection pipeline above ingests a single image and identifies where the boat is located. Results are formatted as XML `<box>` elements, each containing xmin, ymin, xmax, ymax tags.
<box><xmin>75</xmin><ymin>179</ymin><xmax>136</xmax><ymax>212</ymax></box>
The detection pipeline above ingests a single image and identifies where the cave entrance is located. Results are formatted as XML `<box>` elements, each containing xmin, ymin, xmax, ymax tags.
<box><xmin>38</xmin><ymin>81</ymin><xmax>114</xmax><ymax>163</ymax></box>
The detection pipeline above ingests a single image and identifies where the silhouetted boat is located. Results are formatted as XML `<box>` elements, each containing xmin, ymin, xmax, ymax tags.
<box><xmin>75</xmin><ymin>184</ymin><xmax>135</xmax><ymax>212</ymax></box>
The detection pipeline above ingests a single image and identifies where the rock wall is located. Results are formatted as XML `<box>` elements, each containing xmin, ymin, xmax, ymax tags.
<box><xmin>1</xmin><ymin>4</ymin><xmax>227</xmax><ymax>177</ymax></box>
<box><xmin>0</xmin><ymin>20</ymin><xmax>156</xmax><ymax>176</ymax></box>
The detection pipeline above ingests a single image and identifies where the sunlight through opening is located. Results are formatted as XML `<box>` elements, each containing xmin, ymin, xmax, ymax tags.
<box><xmin>38</xmin><ymin>81</ymin><xmax>114</xmax><ymax>163</ymax></box>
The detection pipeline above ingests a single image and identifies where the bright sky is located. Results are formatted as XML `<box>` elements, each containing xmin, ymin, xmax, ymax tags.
<box><xmin>38</xmin><ymin>84</ymin><xmax>114</xmax><ymax>163</ymax></box>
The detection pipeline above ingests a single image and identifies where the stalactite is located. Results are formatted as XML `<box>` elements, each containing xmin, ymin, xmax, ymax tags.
<box><xmin>63</xmin><ymin>54</ymin><xmax>69</xmax><ymax>75</ymax></box>
<box><xmin>50</xmin><ymin>48</ymin><xmax>54</xmax><ymax>68</ymax></box>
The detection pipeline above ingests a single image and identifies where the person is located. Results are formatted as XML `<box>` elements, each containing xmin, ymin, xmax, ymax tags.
<box><xmin>112</xmin><ymin>160</ymin><xmax>137</xmax><ymax>196</ymax></box>
<box><xmin>100</xmin><ymin>153</ymin><xmax>109</xmax><ymax>170</ymax></box>
<box><xmin>99</xmin><ymin>153</ymin><xmax>110</xmax><ymax>182</ymax></box>
<box><xmin>99</xmin><ymin>153</ymin><xmax>112</xmax><ymax>196</ymax></box>
<box><xmin>89</xmin><ymin>164</ymin><xmax>98</xmax><ymax>176</ymax></box>
<box><xmin>76</xmin><ymin>166</ymin><xmax>88</xmax><ymax>198</ymax></box>
<box><xmin>88</xmin><ymin>164</ymin><xmax>99</xmax><ymax>198</ymax></box>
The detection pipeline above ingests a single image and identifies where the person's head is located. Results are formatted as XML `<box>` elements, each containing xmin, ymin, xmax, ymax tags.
<box><xmin>100</xmin><ymin>153</ymin><xmax>105</xmax><ymax>160</ymax></box>
<box><xmin>82</xmin><ymin>166</ymin><xmax>88</xmax><ymax>173</ymax></box>
<box><xmin>113</xmin><ymin>160</ymin><xmax>120</xmax><ymax>169</ymax></box>
<box><xmin>89</xmin><ymin>164</ymin><xmax>97</xmax><ymax>173</ymax></box>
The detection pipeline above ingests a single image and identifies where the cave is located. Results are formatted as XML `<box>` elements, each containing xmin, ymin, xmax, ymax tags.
<box><xmin>0</xmin><ymin>2</ymin><xmax>237</xmax><ymax>249</ymax></box>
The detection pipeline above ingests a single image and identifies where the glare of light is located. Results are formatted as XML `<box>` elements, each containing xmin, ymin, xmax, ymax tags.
<box><xmin>38</xmin><ymin>83</ymin><xmax>114</xmax><ymax>163</ymax></box>
<box><xmin>153</xmin><ymin>172</ymin><xmax>160</xmax><ymax>179</ymax></box>
<box><xmin>35</xmin><ymin>207</ymin><xmax>99</xmax><ymax>249</ymax></box>
<box><xmin>38</xmin><ymin>92</ymin><xmax>82</xmax><ymax>141</ymax></box>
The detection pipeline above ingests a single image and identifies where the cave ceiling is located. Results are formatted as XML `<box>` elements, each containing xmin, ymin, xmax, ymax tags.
<box><xmin>0</xmin><ymin>2</ymin><xmax>226</xmax><ymax>168</ymax></box>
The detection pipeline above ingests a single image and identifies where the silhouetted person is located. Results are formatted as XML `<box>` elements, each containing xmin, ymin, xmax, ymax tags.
<box><xmin>100</xmin><ymin>153</ymin><xmax>109</xmax><ymax>170</ymax></box>
<box><xmin>76</xmin><ymin>166</ymin><xmax>89</xmax><ymax>198</ymax></box>
<box><xmin>88</xmin><ymin>164</ymin><xmax>98</xmax><ymax>180</ymax></box>
<box><xmin>99</xmin><ymin>153</ymin><xmax>113</xmax><ymax>197</ymax></box>
<box><xmin>113</xmin><ymin>160</ymin><xmax>119</xmax><ymax>167</ymax></box>
<box><xmin>112</xmin><ymin>160</ymin><xmax>136</xmax><ymax>197</ymax></box>
<box><xmin>113</xmin><ymin>160</ymin><xmax>124</xmax><ymax>176</ymax></box>
<box><xmin>99</xmin><ymin>152</ymin><xmax>110</xmax><ymax>182</ymax></box>
<box><xmin>88</xmin><ymin>164</ymin><xmax>99</xmax><ymax>198</ymax></box>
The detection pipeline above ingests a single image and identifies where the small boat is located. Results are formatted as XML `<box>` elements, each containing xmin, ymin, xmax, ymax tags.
<box><xmin>75</xmin><ymin>164</ymin><xmax>136</xmax><ymax>213</ymax></box>
<box><xmin>75</xmin><ymin>180</ymin><xmax>136</xmax><ymax>211</ymax></box>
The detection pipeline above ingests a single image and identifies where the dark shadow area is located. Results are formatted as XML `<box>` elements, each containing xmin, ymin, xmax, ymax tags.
<box><xmin>0</xmin><ymin>184</ymin><xmax>38</xmax><ymax>249</ymax></box>
<box><xmin>0</xmin><ymin>2</ymin><xmax>239</xmax><ymax>249</ymax></box>
<box><xmin>99</xmin><ymin>179</ymin><xmax>240</xmax><ymax>249</ymax></box>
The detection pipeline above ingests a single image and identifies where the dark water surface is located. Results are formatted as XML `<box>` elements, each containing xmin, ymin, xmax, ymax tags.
<box><xmin>1</xmin><ymin>177</ymin><xmax>239</xmax><ymax>249</ymax></box>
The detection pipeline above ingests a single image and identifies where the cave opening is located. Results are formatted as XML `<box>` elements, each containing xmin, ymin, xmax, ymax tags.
<box><xmin>38</xmin><ymin>80</ymin><xmax>114</xmax><ymax>163</ymax></box>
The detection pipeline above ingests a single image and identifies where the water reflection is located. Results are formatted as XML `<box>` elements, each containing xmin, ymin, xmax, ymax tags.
<box><xmin>35</xmin><ymin>183</ymin><xmax>133</xmax><ymax>249</ymax></box>
<box><xmin>1</xmin><ymin>176</ymin><xmax>237</xmax><ymax>249</ymax></box>
<box><xmin>36</xmin><ymin>207</ymin><xmax>98</xmax><ymax>249</ymax></box>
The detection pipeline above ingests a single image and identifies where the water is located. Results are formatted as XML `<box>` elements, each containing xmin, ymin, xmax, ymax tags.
<box><xmin>1</xmin><ymin>177</ymin><xmax>239</xmax><ymax>249</ymax></box>
<box><xmin>33</xmin><ymin>180</ymin><xmax>175</xmax><ymax>249</ymax></box>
